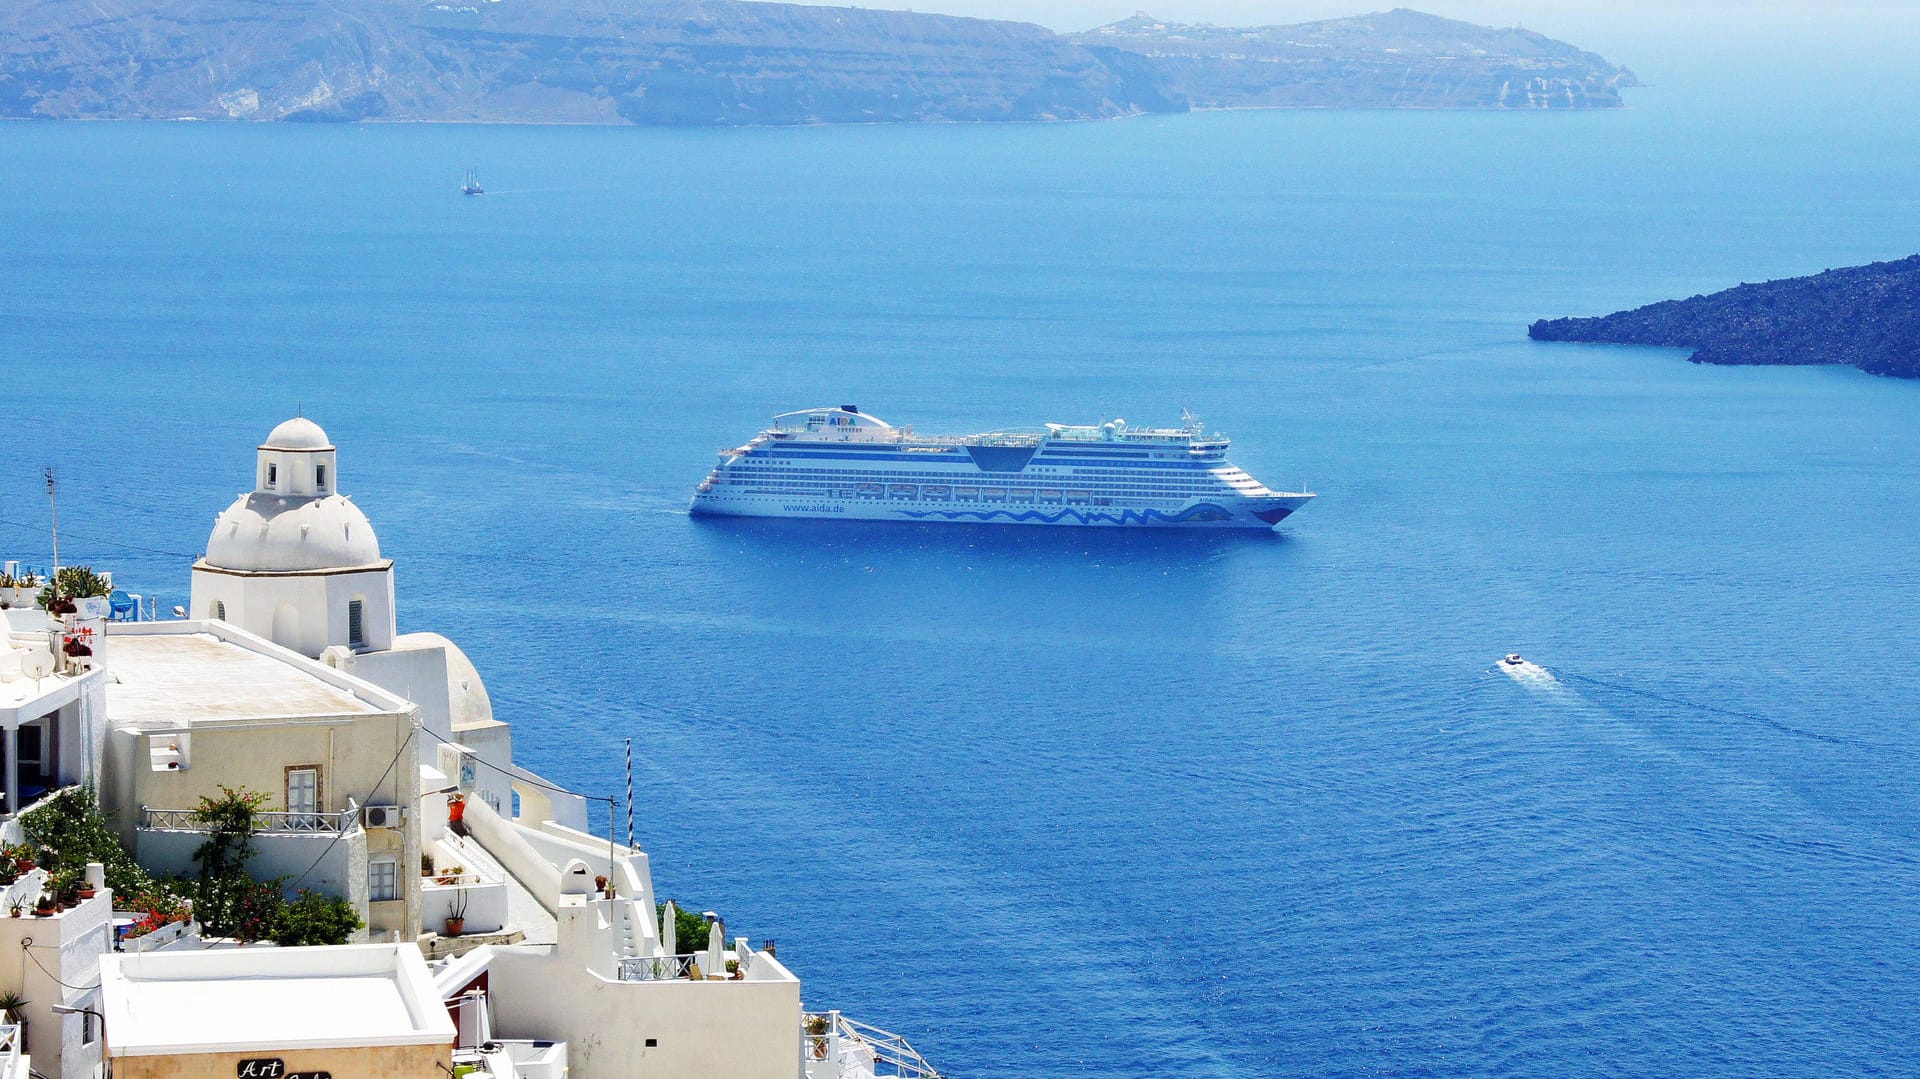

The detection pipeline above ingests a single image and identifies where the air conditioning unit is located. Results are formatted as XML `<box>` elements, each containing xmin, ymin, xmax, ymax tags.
<box><xmin>363</xmin><ymin>805</ymin><xmax>403</xmax><ymax>830</ymax></box>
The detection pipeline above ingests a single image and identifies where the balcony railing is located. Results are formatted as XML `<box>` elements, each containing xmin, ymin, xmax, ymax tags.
<box><xmin>803</xmin><ymin>1011</ymin><xmax>943</xmax><ymax>1079</ymax></box>
<box><xmin>616</xmin><ymin>954</ymin><xmax>701</xmax><ymax>982</ymax></box>
<box><xmin>0</xmin><ymin>1022</ymin><xmax>20</xmax><ymax>1076</ymax></box>
<box><xmin>141</xmin><ymin>805</ymin><xmax>358</xmax><ymax>835</ymax></box>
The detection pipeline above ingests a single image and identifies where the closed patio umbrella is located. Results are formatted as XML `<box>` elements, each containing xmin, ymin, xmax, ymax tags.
<box><xmin>707</xmin><ymin>919</ymin><xmax>726</xmax><ymax>978</ymax></box>
<box><xmin>660</xmin><ymin>900</ymin><xmax>677</xmax><ymax>956</ymax></box>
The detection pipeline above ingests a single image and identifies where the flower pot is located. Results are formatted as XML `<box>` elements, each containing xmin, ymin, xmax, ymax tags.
<box><xmin>444</xmin><ymin>917</ymin><xmax>465</xmax><ymax>937</ymax></box>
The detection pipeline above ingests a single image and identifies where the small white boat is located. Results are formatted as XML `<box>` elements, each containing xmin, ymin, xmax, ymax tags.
<box><xmin>1503</xmin><ymin>653</ymin><xmax>1526</xmax><ymax>666</ymax></box>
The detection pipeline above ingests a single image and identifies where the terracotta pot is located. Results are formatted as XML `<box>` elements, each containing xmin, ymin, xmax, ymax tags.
<box><xmin>444</xmin><ymin>917</ymin><xmax>465</xmax><ymax>937</ymax></box>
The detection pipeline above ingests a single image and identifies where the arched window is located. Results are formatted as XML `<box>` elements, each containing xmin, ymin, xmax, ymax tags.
<box><xmin>348</xmin><ymin>598</ymin><xmax>366</xmax><ymax>649</ymax></box>
<box><xmin>212</xmin><ymin>600</ymin><xmax>226</xmax><ymax>621</ymax></box>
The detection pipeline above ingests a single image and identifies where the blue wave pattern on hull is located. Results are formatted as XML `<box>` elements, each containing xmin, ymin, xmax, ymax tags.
<box><xmin>900</xmin><ymin>502</ymin><xmax>1244</xmax><ymax>526</ymax></box>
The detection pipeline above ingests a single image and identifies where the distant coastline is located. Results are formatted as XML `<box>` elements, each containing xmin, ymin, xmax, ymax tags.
<box><xmin>0</xmin><ymin>4</ymin><xmax>1635</xmax><ymax>127</ymax></box>
<box><xmin>1530</xmin><ymin>255</ymin><xmax>1920</xmax><ymax>379</ymax></box>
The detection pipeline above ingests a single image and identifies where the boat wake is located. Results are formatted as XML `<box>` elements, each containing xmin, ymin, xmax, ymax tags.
<box><xmin>1495</xmin><ymin>653</ymin><xmax>1559</xmax><ymax>689</ymax></box>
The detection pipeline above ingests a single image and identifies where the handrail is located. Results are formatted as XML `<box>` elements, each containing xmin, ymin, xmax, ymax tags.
<box><xmin>140</xmin><ymin>806</ymin><xmax>357</xmax><ymax>835</ymax></box>
<box><xmin>802</xmin><ymin>1010</ymin><xmax>942</xmax><ymax>1078</ymax></box>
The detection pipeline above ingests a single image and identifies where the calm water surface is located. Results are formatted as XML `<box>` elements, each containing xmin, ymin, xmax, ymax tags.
<box><xmin>3</xmin><ymin>87</ymin><xmax>1919</xmax><ymax>1077</ymax></box>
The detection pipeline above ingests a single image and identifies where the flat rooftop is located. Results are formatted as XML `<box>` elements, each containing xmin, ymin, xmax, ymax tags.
<box><xmin>102</xmin><ymin>943</ymin><xmax>455</xmax><ymax>1055</ymax></box>
<box><xmin>107</xmin><ymin>630</ymin><xmax>392</xmax><ymax>728</ymax></box>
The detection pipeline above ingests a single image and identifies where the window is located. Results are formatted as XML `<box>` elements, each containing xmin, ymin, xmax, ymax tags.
<box><xmin>286</xmin><ymin>766</ymin><xmax>319</xmax><ymax>828</ymax></box>
<box><xmin>369</xmin><ymin>857</ymin><xmax>399</xmax><ymax>902</ymax></box>
<box><xmin>347</xmin><ymin>599</ymin><xmax>366</xmax><ymax>648</ymax></box>
<box><xmin>265</xmin><ymin>462</ymin><xmax>277</xmax><ymax>489</ymax></box>
<box><xmin>315</xmin><ymin>463</ymin><xmax>328</xmax><ymax>491</ymax></box>
<box><xmin>212</xmin><ymin>600</ymin><xmax>226</xmax><ymax>621</ymax></box>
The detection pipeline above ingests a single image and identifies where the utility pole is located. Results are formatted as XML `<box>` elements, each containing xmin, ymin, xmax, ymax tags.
<box><xmin>44</xmin><ymin>467</ymin><xmax>59</xmax><ymax>573</ymax></box>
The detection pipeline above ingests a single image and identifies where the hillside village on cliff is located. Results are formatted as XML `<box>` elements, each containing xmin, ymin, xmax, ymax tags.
<box><xmin>0</xmin><ymin>419</ymin><xmax>939</xmax><ymax>1079</ymax></box>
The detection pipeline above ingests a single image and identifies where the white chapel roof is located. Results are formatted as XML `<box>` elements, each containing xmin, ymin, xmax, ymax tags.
<box><xmin>261</xmin><ymin>416</ymin><xmax>335</xmax><ymax>451</ymax></box>
<box><xmin>204</xmin><ymin>492</ymin><xmax>383</xmax><ymax>572</ymax></box>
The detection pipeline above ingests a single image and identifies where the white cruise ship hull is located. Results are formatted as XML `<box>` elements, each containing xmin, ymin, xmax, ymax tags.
<box><xmin>691</xmin><ymin>489</ymin><xmax>1312</xmax><ymax>528</ymax></box>
<box><xmin>689</xmin><ymin>406</ymin><xmax>1314</xmax><ymax>530</ymax></box>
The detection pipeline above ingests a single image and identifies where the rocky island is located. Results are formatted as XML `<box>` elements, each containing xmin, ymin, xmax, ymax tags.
<box><xmin>0</xmin><ymin>2</ymin><xmax>1635</xmax><ymax>125</ymax></box>
<box><xmin>1530</xmin><ymin>256</ymin><xmax>1920</xmax><ymax>379</ymax></box>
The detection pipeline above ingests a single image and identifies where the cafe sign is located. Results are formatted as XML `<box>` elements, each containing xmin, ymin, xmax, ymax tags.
<box><xmin>237</xmin><ymin>1060</ymin><xmax>330</xmax><ymax>1079</ymax></box>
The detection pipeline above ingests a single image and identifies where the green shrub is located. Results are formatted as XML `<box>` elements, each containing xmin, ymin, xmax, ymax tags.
<box><xmin>273</xmin><ymin>889</ymin><xmax>362</xmax><ymax>947</ymax></box>
<box><xmin>35</xmin><ymin>565</ymin><xmax>113</xmax><ymax>614</ymax></box>
<box><xmin>189</xmin><ymin>786</ymin><xmax>271</xmax><ymax>937</ymax></box>
<box><xmin>19</xmin><ymin>783</ymin><xmax>160</xmax><ymax>898</ymax></box>
<box><xmin>658</xmin><ymin>901</ymin><xmax>717</xmax><ymax>953</ymax></box>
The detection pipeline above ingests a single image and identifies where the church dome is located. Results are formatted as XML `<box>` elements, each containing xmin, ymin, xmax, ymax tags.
<box><xmin>204</xmin><ymin>493</ymin><xmax>383</xmax><ymax>572</ymax></box>
<box><xmin>261</xmin><ymin>417</ymin><xmax>335</xmax><ymax>451</ymax></box>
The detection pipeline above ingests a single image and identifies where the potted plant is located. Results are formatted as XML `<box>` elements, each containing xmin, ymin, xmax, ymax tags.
<box><xmin>48</xmin><ymin>870</ymin><xmax>80</xmax><ymax>911</ymax></box>
<box><xmin>7</xmin><ymin>902</ymin><xmax>20</xmax><ymax>919</ymax></box>
<box><xmin>421</xmin><ymin>853</ymin><xmax>435</xmax><ymax>877</ymax></box>
<box><xmin>7</xmin><ymin>846</ymin><xmax>34</xmax><ymax>874</ymax></box>
<box><xmin>725</xmin><ymin>958</ymin><xmax>741</xmax><ymax>979</ymax></box>
<box><xmin>33</xmin><ymin>887</ymin><xmax>56</xmax><ymax>917</ymax></box>
<box><xmin>0</xmin><ymin>991</ymin><xmax>27</xmax><ymax>1027</ymax></box>
<box><xmin>804</xmin><ymin>1013</ymin><xmax>830</xmax><ymax>1059</ymax></box>
<box><xmin>444</xmin><ymin>888</ymin><xmax>468</xmax><ymax>938</ymax></box>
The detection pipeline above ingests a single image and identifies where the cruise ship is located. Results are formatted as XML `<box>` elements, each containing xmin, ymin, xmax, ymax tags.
<box><xmin>690</xmin><ymin>406</ymin><xmax>1314</xmax><ymax>528</ymax></box>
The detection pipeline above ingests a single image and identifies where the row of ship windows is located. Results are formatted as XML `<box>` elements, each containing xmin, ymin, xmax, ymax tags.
<box><xmin>722</xmin><ymin>469</ymin><xmax>1222</xmax><ymax>488</ymax></box>
<box><xmin>714</xmin><ymin>481</ymin><xmax>1207</xmax><ymax>504</ymax></box>
<box><xmin>715</xmin><ymin>477</ymin><xmax>1227</xmax><ymax>496</ymax></box>
<box><xmin>744</xmin><ymin>461</ymin><xmax>1225</xmax><ymax>476</ymax></box>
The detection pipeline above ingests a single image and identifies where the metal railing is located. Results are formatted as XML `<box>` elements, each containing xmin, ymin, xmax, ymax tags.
<box><xmin>141</xmin><ymin>806</ymin><xmax>358</xmax><ymax>835</ymax></box>
<box><xmin>616</xmin><ymin>953</ymin><xmax>703</xmax><ymax>982</ymax></box>
<box><xmin>802</xmin><ymin>1011</ymin><xmax>943</xmax><ymax>1079</ymax></box>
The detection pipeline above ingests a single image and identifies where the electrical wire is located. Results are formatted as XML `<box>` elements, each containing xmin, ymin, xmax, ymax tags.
<box><xmin>418</xmin><ymin>723</ymin><xmax>614</xmax><ymax>805</ymax></box>
<box><xmin>285</xmin><ymin>720</ymin><xmax>418</xmax><ymax>892</ymax></box>
<box><xmin>19</xmin><ymin>938</ymin><xmax>101</xmax><ymax>992</ymax></box>
<box><xmin>0</xmin><ymin>520</ymin><xmax>199</xmax><ymax>562</ymax></box>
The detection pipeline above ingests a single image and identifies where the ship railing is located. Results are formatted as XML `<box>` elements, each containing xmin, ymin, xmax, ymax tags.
<box><xmin>802</xmin><ymin>1010</ymin><xmax>943</xmax><ymax>1078</ymax></box>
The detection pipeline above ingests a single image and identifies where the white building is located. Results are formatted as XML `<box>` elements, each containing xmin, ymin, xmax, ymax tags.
<box><xmin>103</xmin><ymin>620</ymin><xmax>423</xmax><ymax>940</ymax></box>
<box><xmin>100</xmin><ymin>943</ymin><xmax>457</xmax><ymax>1079</ymax></box>
<box><xmin>189</xmin><ymin>419</ymin><xmax>532</xmax><ymax>825</ymax></box>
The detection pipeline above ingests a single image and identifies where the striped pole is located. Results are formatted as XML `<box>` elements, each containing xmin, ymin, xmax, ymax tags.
<box><xmin>625</xmin><ymin>737</ymin><xmax>635</xmax><ymax>850</ymax></box>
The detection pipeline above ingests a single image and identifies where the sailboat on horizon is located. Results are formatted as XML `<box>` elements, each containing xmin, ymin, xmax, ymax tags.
<box><xmin>462</xmin><ymin>167</ymin><xmax>484</xmax><ymax>196</ymax></box>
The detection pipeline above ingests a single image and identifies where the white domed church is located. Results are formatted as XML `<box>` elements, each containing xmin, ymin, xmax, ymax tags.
<box><xmin>193</xmin><ymin>417</ymin><xmax>395</xmax><ymax>657</ymax></box>
<box><xmin>190</xmin><ymin>418</ymin><xmax>518</xmax><ymax>817</ymax></box>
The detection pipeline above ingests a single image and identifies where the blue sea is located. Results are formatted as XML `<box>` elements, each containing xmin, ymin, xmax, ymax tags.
<box><xmin>5</xmin><ymin>67</ymin><xmax>1920</xmax><ymax>1077</ymax></box>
